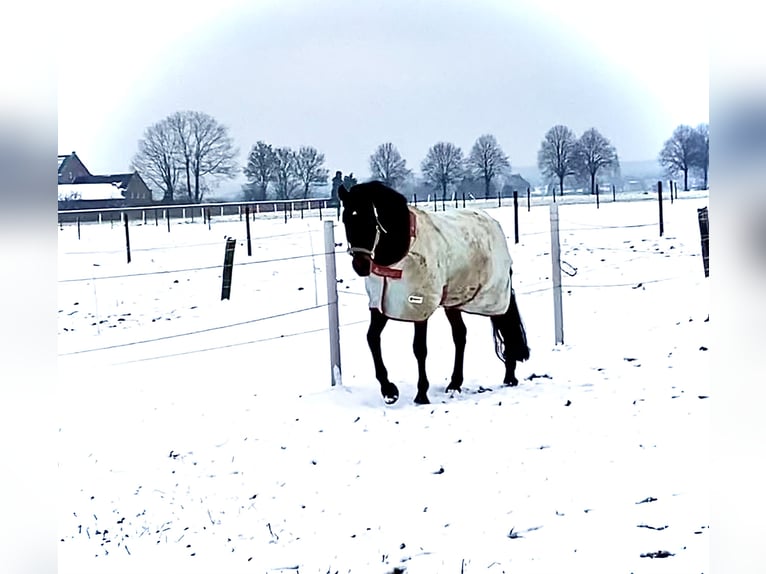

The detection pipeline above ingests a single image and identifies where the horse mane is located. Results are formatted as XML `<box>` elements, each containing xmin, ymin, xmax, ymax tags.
<box><xmin>349</xmin><ymin>181</ymin><xmax>411</xmax><ymax>266</ymax></box>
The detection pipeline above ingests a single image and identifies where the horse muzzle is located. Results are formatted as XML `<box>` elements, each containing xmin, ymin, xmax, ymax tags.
<box><xmin>351</xmin><ymin>253</ymin><xmax>372</xmax><ymax>277</ymax></box>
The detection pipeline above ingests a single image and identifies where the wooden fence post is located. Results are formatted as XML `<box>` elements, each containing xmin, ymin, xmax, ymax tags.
<box><xmin>698</xmin><ymin>207</ymin><xmax>710</xmax><ymax>277</ymax></box>
<box><xmin>123</xmin><ymin>213</ymin><xmax>132</xmax><ymax>264</ymax></box>
<box><xmin>324</xmin><ymin>221</ymin><xmax>342</xmax><ymax>386</ymax></box>
<box><xmin>221</xmin><ymin>237</ymin><xmax>237</xmax><ymax>300</ymax></box>
<box><xmin>550</xmin><ymin>203</ymin><xmax>564</xmax><ymax>345</ymax></box>
<box><xmin>77</xmin><ymin>217</ymin><xmax>81</xmax><ymax>240</ymax></box>
<box><xmin>245</xmin><ymin>205</ymin><xmax>253</xmax><ymax>256</ymax></box>
<box><xmin>527</xmin><ymin>187</ymin><xmax>531</xmax><ymax>212</ymax></box>
<box><xmin>612</xmin><ymin>184</ymin><xmax>616</xmax><ymax>202</ymax></box>
<box><xmin>513</xmin><ymin>191</ymin><xmax>519</xmax><ymax>244</ymax></box>
<box><xmin>657</xmin><ymin>180</ymin><xmax>665</xmax><ymax>237</ymax></box>
<box><xmin>596</xmin><ymin>183</ymin><xmax>600</xmax><ymax>209</ymax></box>
<box><xmin>166</xmin><ymin>209</ymin><xmax>170</xmax><ymax>232</ymax></box>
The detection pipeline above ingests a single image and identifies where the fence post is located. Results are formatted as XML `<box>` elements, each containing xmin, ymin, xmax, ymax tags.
<box><xmin>245</xmin><ymin>205</ymin><xmax>253</xmax><ymax>256</ymax></box>
<box><xmin>527</xmin><ymin>187</ymin><xmax>531</xmax><ymax>212</ymax></box>
<box><xmin>669</xmin><ymin>180</ymin><xmax>674</xmax><ymax>204</ymax></box>
<box><xmin>319</xmin><ymin>204</ymin><xmax>323</xmax><ymax>221</ymax></box>
<box><xmin>657</xmin><ymin>180</ymin><xmax>665</xmax><ymax>237</ymax></box>
<box><xmin>123</xmin><ymin>212</ymin><xmax>132</xmax><ymax>264</ymax></box>
<box><xmin>550</xmin><ymin>203</ymin><xmax>564</xmax><ymax>345</ymax></box>
<box><xmin>324</xmin><ymin>221</ymin><xmax>342</xmax><ymax>387</ymax></box>
<box><xmin>413</xmin><ymin>193</ymin><xmax>417</xmax><ymax>206</ymax></box>
<box><xmin>596</xmin><ymin>183</ymin><xmax>600</xmax><ymax>209</ymax></box>
<box><xmin>154</xmin><ymin>209</ymin><xmax>158</xmax><ymax>226</ymax></box>
<box><xmin>442</xmin><ymin>194</ymin><xmax>446</xmax><ymax>211</ymax></box>
<box><xmin>612</xmin><ymin>184</ymin><xmax>616</xmax><ymax>202</ymax></box>
<box><xmin>462</xmin><ymin>192</ymin><xmax>466</xmax><ymax>208</ymax></box>
<box><xmin>513</xmin><ymin>191</ymin><xmax>519</xmax><ymax>244</ymax></box>
<box><xmin>221</xmin><ymin>237</ymin><xmax>237</xmax><ymax>300</ymax></box>
<box><xmin>497</xmin><ymin>189</ymin><xmax>501</xmax><ymax>208</ymax></box>
<box><xmin>142</xmin><ymin>210</ymin><xmax>147</xmax><ymax>225</ymax></box>
<box><xmin>698</xmin><ymin>207</ymin><xmax>710</xmax><ymax>277</ymax></box>
<box><xmin>166</xmin><ymin>209</ymin><xmax>170</xmax><ymax>232</ymax></box>
<box><xmin>77</xmin><ymin>217</ymin><xmax>81</xmax><ymax>240</ymax></box>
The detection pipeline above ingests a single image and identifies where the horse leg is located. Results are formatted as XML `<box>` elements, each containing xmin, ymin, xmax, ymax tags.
<box><xmin>413</xmin><ymin>320</ymin><xmax>430</xmax><ymax>404</ymax></box>
<box><xmin>444</xmin><ymin>308</ymin><xmax>467</xmax><ymax>393</ymax></box>
<box><xmin>367</xmin><ymin>309</ymin><xmax>399</xmax><ymax>404</ymax></box>
<box><xmin>491</xmin><ymin>286</ymin><xmax>530</xmax><ymax>387</ymax></box>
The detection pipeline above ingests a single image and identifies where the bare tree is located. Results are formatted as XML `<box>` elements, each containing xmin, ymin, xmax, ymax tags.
<box><xmin>693</xmin><ymin>123</ymin><xmax>709</xmax><ymax>189</ymax></box>
<box><xmin>273</xmin><ymin>147</ymin><xmax>299</xmax><ymax>200</ymax></box>
<box><xmin>537</xmin><ymin>125</ymin><xmax>580</xmax><ymax>200</ymax></box>
<box><xmin>187</xmin><ymin>111</ymin><xmax>238</xmax><ymax>202</ymax></box>
<box><xmin>659</xmin><ymin>124</ymin><xmax>700</xmax><ymax>191</ymax></box>
<box><xmin>576</xmin><ymin>128</ymin><xmax>619</xmax><ymax>195</ymax></box>
<box><xmin>243</xmin><ymin>141</ymin><xmax>276</xmax><ymax>201</ymax></box>
<box><xmin>131</xmin><ymin>117</ymin><xmax>181</xmax><ymax>202</ymax></box>
<box><xmin>162</xmin><ymin>111</ymin><xmax>238</xmax><ymax>203</ymax></box>
<box><xmin>369</xmin><ymin>142</ymin><xmax>411</xmax><ymax>187</ymax></box>
<box><xmin>293</xmin><ymin>146</ymin><xmax>329</xmax><ymax>199</ymax></box>
<box><xmin>467</xmin><ymin>134</ymin><xmax>510</xmax><ymax>199</ymax></box>
<box><xmin>421</xmin><ymin>142</ymin><xmax>464</xmax><ymax>200</ymax></box>
<box><xmin>167</xmin><ymin>112</ymin><xmax>194</xmax><ymax>201</ymax></box>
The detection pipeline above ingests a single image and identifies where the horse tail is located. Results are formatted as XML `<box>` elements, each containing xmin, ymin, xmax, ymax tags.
<box><xmin>492</xmin><ymin>270</ymin><xmax>530</xmax><ymax>363</ymax></box>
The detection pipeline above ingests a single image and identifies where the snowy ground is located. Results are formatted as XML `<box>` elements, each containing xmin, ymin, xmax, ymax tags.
<box><xmin>58</xmin><ymin>192</ymin><xmax>710</xmax><ymax>573</ymax></box>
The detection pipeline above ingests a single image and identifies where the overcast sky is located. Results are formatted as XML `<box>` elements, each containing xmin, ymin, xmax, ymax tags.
<box><xmin>58</xmin><ymin>0</ymin><xmax>708</xmax><ymax>185</ymax></box>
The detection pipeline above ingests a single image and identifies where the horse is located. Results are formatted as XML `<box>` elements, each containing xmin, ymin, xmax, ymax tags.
<box><xmin>338</xmin><ymin>181</ymin><xmax>530</xmax><ymax>405</ymax></box>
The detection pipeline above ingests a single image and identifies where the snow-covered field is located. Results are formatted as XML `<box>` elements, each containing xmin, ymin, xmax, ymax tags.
<box><xmin>58</xmin><ymin>192</ymin><xmax>710</xmax><ymax>573</ymax></box>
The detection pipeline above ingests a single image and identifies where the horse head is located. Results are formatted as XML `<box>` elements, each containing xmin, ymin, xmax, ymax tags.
<box><xmin>338</xmin><ymin>181</ymin><xmax>410</xmax><ymax>277</ymax></box>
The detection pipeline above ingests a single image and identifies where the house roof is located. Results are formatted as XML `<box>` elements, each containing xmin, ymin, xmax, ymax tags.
<box><xmin>58</xmin><ymin>182</ymin><xmax>125</xmax><ymax>201</ymax></box>
<box><xmin>74</xmin><ymin>173</ymin><xmax>134</xmax><ymax>188</ymax></box>
<box><xmin>503</xmin><ymin>173</ymin><xmax>532</xmax><ymax>191</ymax></box>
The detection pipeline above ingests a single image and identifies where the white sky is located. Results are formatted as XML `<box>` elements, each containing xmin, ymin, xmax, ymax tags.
<box><xmin>58</xmin><ymin>0</ymin><xmax>708</xmax><ymax>181</ymax></box>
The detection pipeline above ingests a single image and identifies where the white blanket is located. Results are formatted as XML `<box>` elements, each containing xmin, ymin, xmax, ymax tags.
<box><xmin>365</xmin><ymin>207</ymin><xmax>512</xmax><ymax>322</ymax></box>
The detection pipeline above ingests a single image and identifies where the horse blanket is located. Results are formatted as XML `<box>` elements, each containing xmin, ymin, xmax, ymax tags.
<box><xmin>365</xmin><ymin>206</ymin><xmax>512</xmax><ymax>322</ymax></box>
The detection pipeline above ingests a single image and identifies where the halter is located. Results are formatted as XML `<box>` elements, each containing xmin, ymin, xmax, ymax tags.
<box><xmin>347</xmin><ymin>204</ymin><xmax>387</xmax><ymax>259</ymax></box>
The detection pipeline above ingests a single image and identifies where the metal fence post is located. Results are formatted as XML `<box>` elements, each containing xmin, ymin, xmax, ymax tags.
<box><xmin>324</xmin><ymin>221</ymin><xmax>341</xmax><ymax>386</ymax></box>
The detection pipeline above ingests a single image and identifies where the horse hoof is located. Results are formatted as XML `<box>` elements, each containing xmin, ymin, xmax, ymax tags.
<box><xmin>414</xmin><ymin>394</ymin><xmax>430</xmax><ymax>405</ymax></box>
<box><xmin>381</xmin><ymin>382</ymin><xmax>399</xmax><ymax>404</ymax></box>
<box><xmin>504</xmin><ymin>378</ymin><xmax>519</xmax><ymax>387</ymax></box>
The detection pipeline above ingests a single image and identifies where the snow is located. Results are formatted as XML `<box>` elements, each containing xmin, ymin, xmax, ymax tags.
<box><xmin>58</xmin><ymin>193</ymin><xmax>710</xmax><ymax>573</ymax></box>
<box><xmin>58</xmin><ymin>182</ymin><xmax>125</xmax><ymax>201</ymax></box>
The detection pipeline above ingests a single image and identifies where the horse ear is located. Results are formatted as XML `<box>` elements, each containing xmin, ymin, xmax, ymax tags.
<box><xmin>338</xmin><ymin>185</ymin><xmax>348</xmax><ymax>202</ymax></box>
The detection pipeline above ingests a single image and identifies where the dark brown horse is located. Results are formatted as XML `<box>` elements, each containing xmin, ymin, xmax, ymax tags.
<box><xmin>339</xmin><ymin>181</ymin><xmax>529</xmax><ymax>405</ymax></box>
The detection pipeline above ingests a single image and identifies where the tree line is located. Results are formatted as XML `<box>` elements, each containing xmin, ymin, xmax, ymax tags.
<box><xmin>130</xmin><ymin>110</ymin><xmax>709</xmax><ymax>203</ymax></box>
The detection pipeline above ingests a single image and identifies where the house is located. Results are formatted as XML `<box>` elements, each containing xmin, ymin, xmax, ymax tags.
<box><xmin>501</xmin><ymin>174</ymin><xmax>533</xmax><ymax>197</ymax></box>
<box><xmin>57</xmin><ymin>152</ymin><xmax>154</xmax><ymax>210</ymax></box>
